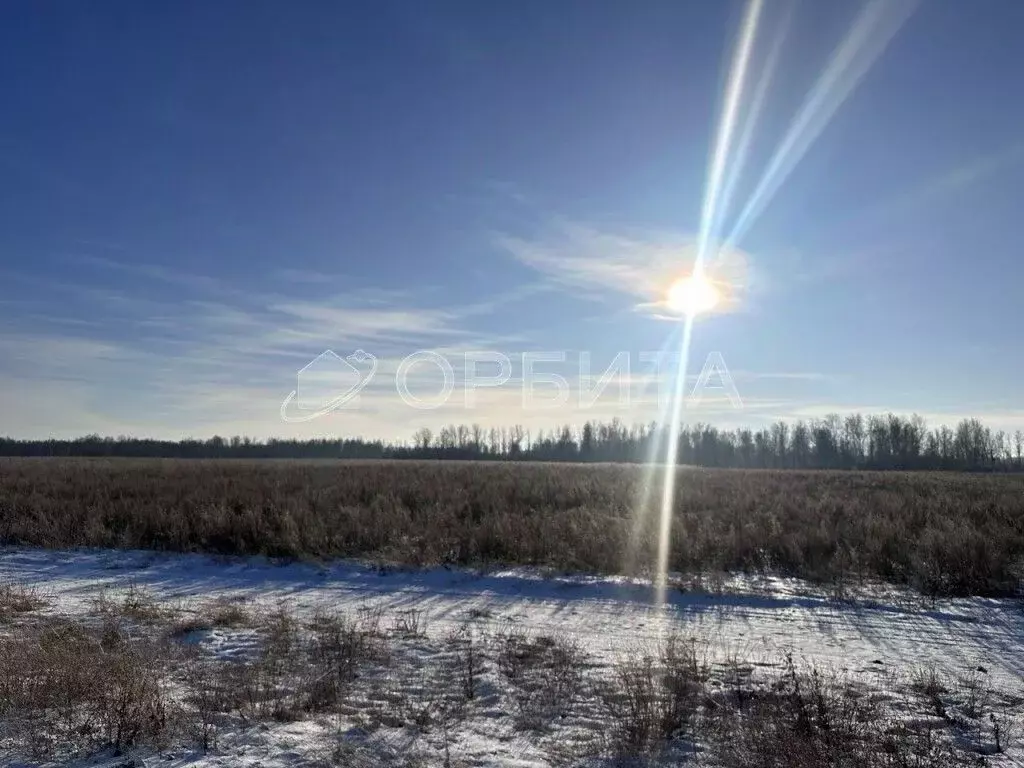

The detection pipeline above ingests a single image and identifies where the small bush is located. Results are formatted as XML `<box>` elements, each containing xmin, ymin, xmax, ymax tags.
<box><xmin>0</xmin><ymin>581</ymin><xmax>47</xmax><ymax>619</ymax></box>
<box><xmin>304</xmin><ymin>607</ymin><xmax>388</xmax><ymax>711</ymax></box>
<box><xmin>497</xmin><ymin>629</ymin><xmax>584</xmax><ymax>731</ymax></box>
<box><xmin>0</xmin><ymin>618</ymin><xmax>173</xmax><ymax>757</ymax></box>
<box><xmin>600</xmin><ymin>637</ymin><xmax>708</xmax><ymax>757</ymax></box>
<box><xmin>207</xmin><ymin>596</ymin><xmax>251</xmax><ymax>627</ymax></box>
<box><xmin>708</xmin><ymin>654</ymin><xmax>988</xmax><ymax>768</ymax></box>
<box><xmin>446</xmin><ymin>624</ymin><xmax>483</xmax><ymax>702</ymax></box>
<box><xmin>91</xmin><ymin>582</ymin><xmax>169</xmax><ymax>624</ymax></box>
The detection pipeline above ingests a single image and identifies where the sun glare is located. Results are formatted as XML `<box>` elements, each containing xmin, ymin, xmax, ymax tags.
<box><xmin>666</xmin><ymin>274</ymin><xmax>720</xmax><ymax>317</ymax></box>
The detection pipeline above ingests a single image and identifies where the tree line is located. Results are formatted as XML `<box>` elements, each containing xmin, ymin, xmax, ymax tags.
<box><xmin>2</xmin><ymin>413</ymin><xmax>1023</xmax><ymax>471</ymax></box>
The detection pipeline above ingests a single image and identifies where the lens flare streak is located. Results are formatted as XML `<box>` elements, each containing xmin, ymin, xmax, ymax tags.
<box><xmin>695</xmin><ymin>0</ymin><xmax>765</xmax><ymax>276</ymax></box>
<box><xmin>652</xmin><ymin>0</ymin><xmax>763</xmax><ymax>607</ymax></box>
<box><xmin>726</xmin><ymin>0</ymin><xmax>918</xmax><ymax>248</ymax></box>
<box><xmin>645</xmin><ymin>0</ymin><xmax>917</xmax><ymax>608</ymax></box>
<box><xmin>624</xmin><ymin>326</ymin><xmax>680</xmax><ymax>576</ymax></box>
<box><xmin>654</xmin><ymin>313</ymin><xmax>696</xmax><ymax>606</ymax></box>
<box><xmin>713</xmin><ymin>3</ymin><xmax>793</xmax><ymax>248</ymax></box>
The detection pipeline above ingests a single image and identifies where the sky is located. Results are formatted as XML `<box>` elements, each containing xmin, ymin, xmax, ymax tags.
<box><xmin>1</xmin><ymin>0</ymin><xmax>1023</xmax><ymax>441</ymax></box>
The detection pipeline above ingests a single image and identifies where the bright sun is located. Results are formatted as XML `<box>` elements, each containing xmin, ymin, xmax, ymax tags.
<box><xmin>666</xmin><ymin>274</ymin><xmax>720</xmax><ymax>316</ymax></box>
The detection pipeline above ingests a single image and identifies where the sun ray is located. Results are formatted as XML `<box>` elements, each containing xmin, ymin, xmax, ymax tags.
<box><xmin>645</xmin><ymin>0</ymin><xmax>917</xmax><ymax>607</ymax></box>
<box><xmin>624</xmin><ymin>326</ymin><xmax>681</xmax><ymax>577</ymax></box>
<box><xmin>651</xmin><ymin>0</ymin><xmax>764</xmax><ymax>607</ymax></box>
<box><xmin>725</xmin><ymin>0</ymin><xmax>917</xmax><ymax>248</ymax></box>
<box><xmin>655</xmin><ymin>313</ymin><xmax>696</xmax><ymax>605</ymax></box>
<box><xmin>695</xmin><ymin>0</ymin><xmax>765</xmax><ymax>276</ymax></box>
<box><xmin>712</xmin><ymin>2</ymin><xmax>793</xmax><ymax>248</ymax></box>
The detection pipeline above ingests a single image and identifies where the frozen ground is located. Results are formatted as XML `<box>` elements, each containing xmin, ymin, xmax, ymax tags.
<box><xmin>1</xmin><ymin>546</ymin><xmax>1022</xmax><ymax>766</ymax></box>
<box><xmin>4</xmin><ymin>547</ymin><xmax>1022</xmax><ymax>684</ymax></box>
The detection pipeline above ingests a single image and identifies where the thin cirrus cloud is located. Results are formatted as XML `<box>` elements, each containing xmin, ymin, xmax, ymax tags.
<box><xmin>784</xmin><ymin>404</ymin><xmax>1024</xmax><ymax>434</ymax></box>
<box><xmin>825</xmin><ymin>140</ymin><xmax>1024</xmax><ymax>233</ymax></box>
<box><xmin>0</xmin><ymin>249</ymin><xmax>842</xmax><ymax>439</ymax></box>
<box><xmin>496</xmin><ymin>221</ymin><xmax>754</xmax><ymax>318</ymax></box>
<box><xmin>0</xmin><ymin>255</ymin><xmax>548</xmax><ymax>437</ymax></box>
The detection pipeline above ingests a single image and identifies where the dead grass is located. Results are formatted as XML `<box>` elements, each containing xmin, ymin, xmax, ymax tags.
<box><xmin>168</xmin><ymin>596</ymin><xmax>252</xmax><ymax>639</ymax></box>
<box><xmin>0</xmin><ymin>580</ymin><xmax>47</xmax><ymax>619</ymax></box>
<box><xmin>190</xmin><ymin>603</ymin><xmax>394</xmax><ymax>725</ymax></box>
<box><xmin>0</xmin><ymin>618</ymin><xmax>174</xmax><ymax>758</ymax></box>
<box><xmin>1</xmin><ymin>458</ymin><xmax>1023</xmax><ymax>596</ymax></box>
<box><xmin>0</xmin><ymin>597</ymin><xmax>1009</xmax><ymax>766</ymax></box>
<box><xmin>207</xmin><ymin>596</ymin><xmax>251</xmax><ymax>627</ymax></box>
<box><xmin>496</xmin><ymin>628</ymin><xmax>585</xmax><ymax>731</ymax></box>
<box><xmin>91</xmin><ymin>582</ymin><xmax>171</xmax><ymax>624</ymax></box>
<box><xmin>706</xmin><ymin>654</ymin><xmax>986</xmax><ymax>768</ymax></box>
<box><xmin>599</xmin><ymin>635</ymin><xmax>709</xmax><ymax>757</ymax></box>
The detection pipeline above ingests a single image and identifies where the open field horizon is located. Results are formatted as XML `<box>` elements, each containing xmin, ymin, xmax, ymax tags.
<box><xmin>4</xmin><ymin>411</ymin><xmax>1024</xmax><ymax>473</ymax></box>
<box><xmin>3</xmin><ymin>457</ymin><xmax>1023</xmax><ymax>599</ymax></box>
<box><xmin>4</xmin><ymin>0</ymin><xmax>1024</xmax><ymax>761</ymax></box>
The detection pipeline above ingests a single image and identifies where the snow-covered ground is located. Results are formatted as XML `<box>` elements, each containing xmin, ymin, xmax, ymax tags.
<box><xmin>1</xmin><ymin>546</ymin><xmax>1022</xmax><ymax>766</ymax></box>
<box><xmin>4</xmin><ymin>547</ymin><xmax>1022</xmax><ymax>685</ymax></box>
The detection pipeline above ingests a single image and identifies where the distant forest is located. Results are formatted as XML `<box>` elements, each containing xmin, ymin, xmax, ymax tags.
<box><xmin>2</xmin><ymin>413</ymin><xmax>1023</xmax><ymax>472</ymax></box>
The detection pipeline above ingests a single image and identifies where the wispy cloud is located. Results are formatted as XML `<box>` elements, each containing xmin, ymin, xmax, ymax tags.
<box><xmin>745</xmin><ymin>371</ymin><xmax>833</xmax><ymax>382</ymax></box>
<box><xmin>825</xmin><ymin>140</ymin><xmax>1024</xmax><ymax>233</ymax></box>
<box><xmin>0</xmin><ymin>244</ymin><xmax>847</xmax><ymax>439</ymax></box>
<box><xmin>271</xmin><ymin>268</ymin><xmax>354</xmax><ymax>285</ymax></box>
<box><xmin>0</xmin><ymin>252</ymin><xmax>559</xmax><ymax>437</ymax></box>
<box><xmin>268</xmin><ymin>303</ymin><xmax>463</xmax><ymax>344</ymax></box>
<box><xmin>65</xmin><ymin>254</ymin><xmax>234</xmax><ymax>296</ymax></box>
<box><xmin>497</xmin><ymin>221</ymin><xmax>754</xmax><ymax>317</ymax></box>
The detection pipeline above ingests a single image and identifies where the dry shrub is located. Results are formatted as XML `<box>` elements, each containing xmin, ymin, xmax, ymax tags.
<box><xmin>446</xmin><ymin>624</ymin><xmax>483</xmax><ymax>702</ymax></box>
<box><xmin>497</xmin><ymin>628</ymin><xmax>584</xmax><ymax>731</ymax></box>
<box><xmin>0</xmin><ymin>618</ymin><xmax>173</xmax><ymax>758</ymax></box>
<box><xmin>182</xmin><ymin>653</ymin><xmax>226</xmax><ymax>751</ymax></box>
<box><xmin>391</xmin><ymin>608</ymin><xmax>427</xmax><ymax>638</ymax></box>
<box><xmin>0</xmin><ymin>581</ymin><xmax>47</xmax><ymax>619</ymax></box>
<box><xmin>600</xmin><ymin>636</ymin><xmax>708</xmax><ymax>758</ymax></box>
<box><xmin>203</xmin><ymin>604</ymin><xmax>390</xmax><ymax>724</ymax></box>
<box><xmin>955</xmin><ymin>669</ymin><xmax>993</xmax><ymax>722</ymax></box>
<box><xmin>711</xmin><ymin>655</ymin><xmax>981</xmax><ymax>768</ymax></box>
<box><xmin>236</xmin><ymin>605</ymin><xmax>304</xmax><ymax>721</ymax></box>
<box><xmin>91</xmin><ymin>582</ymin><xmax>169</xmax><ymax>624</ymax></box>
<box><xmin>207</xmin><ymin>596</ymin><xmax>251</xmax><ymax>627</ymax></box>
<box><xmin>169</xmin><ymin>596</ymin><xmax>251</xmax><ymax>640</ymax></box>
<box><xmin>2</xmin><ymin>459</ymin><xmax>1023</xmax><ymax>596</ymax></box>
<box><xmin>912</xmin><ymin>665</ymin><xmax>949</xmax><ymax>720</ymax></box>
<box><xmin>388</xmin><ymin>659</ymin><xmax>469</xmax><ymax>733</ymax></box>
<box><xmin>305</xmin><ymin>607</ymin><xmax>389</xmax><ymax>710</ymax></box>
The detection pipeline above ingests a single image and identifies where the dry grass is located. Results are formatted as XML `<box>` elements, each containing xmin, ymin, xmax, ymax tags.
<box><xmin>91</xmin><ymin>582</ymin><xmax>170</xmax><ymax>624</ymax></box>
<box><xmin>0</xmin><ymin>618</ymin><xmax>174</xmax><ymax>758</ymax></box>
<box><xmin>0</xmin><ymin>596</ymin><xmax>1010</xmax><ymax>766</ymax></box>
<box><xmin>0</xmin><ymin>581</ymin><xmax>47</xmax><ymax>620</ymax></box>
<box><xmin>1</xmin><ymin>458</ymin><xmax>1023</xmax><ymax>596</ymax></box>
<box><xmin>496</xmin><ymin>628</ymin><xmax>585</xmax><ymax>731</ymax></box>
<box><xmin>600</xmin><ymin>635</ymin><xmax>709</xmax><ymax>757</ymax></box>
<box><xmin>169</xmin><ymin>596</ymin><xmax>252</xmax><ymax>639</ymax></box>
<box><xmin>709</xmin><ymin>657</ymin><xmax>975</xmax><ymax>768</ymax></box>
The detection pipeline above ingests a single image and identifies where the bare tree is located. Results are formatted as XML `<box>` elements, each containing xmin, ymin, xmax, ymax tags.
<box><xmin>413</xmin><ymin>427</ymin><xmax>432</xmax><ymax>452</ymax></box>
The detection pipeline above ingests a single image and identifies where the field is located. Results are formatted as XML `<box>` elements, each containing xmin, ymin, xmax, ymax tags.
<box><xmin>2</xmin><ymin>458</ymin><xmax>1024</xmax><ymax>596</ymax></box>
<box><xmin>0</xmin><ymin>458</ymin><xmax>1023</xmax><ymax>766</ymax></box>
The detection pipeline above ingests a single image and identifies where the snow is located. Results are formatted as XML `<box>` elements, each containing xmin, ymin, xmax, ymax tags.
<box><xmin>3</xmin><ymin>547</ymin><xmax>1020</xmax><ymax>685</ymax></box>
<box><xmin>1</xmin><ymin>546</ymin><xmax>1022</xmax><ymax>766</ymax></box>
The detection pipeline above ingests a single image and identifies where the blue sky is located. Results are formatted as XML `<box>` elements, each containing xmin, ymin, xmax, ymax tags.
<box><xmin>2</xmin><ymin>0</ymin><xmax>1023</xmax><ymax>440</ymax></box>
